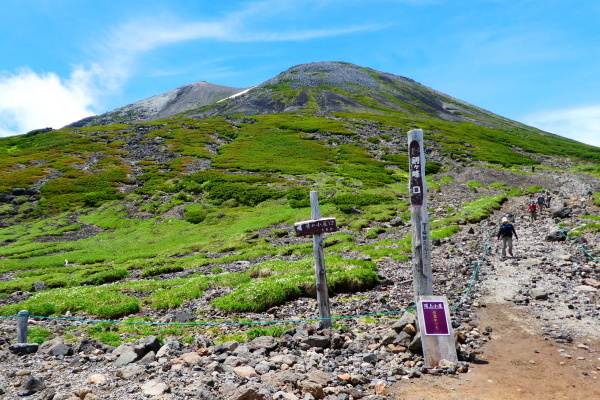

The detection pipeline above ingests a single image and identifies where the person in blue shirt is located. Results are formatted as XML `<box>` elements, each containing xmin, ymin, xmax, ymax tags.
<box><xmin>497</xmin><ymin>217</ymin><xmax>518</xmax><ymax>258</ymax></box>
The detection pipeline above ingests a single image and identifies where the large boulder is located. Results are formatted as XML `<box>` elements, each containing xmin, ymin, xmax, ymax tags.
<box><xmin>545</xmin><ymin>231</ymin><xmax>566</xmax><ymax>242</ymax></box>
<box><xmin>551</xmin><ymin>207</ymin><xmax>572</xmax><ymax>219</ymax></box>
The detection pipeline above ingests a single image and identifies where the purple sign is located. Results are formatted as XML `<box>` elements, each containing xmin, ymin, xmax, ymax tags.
<box><xmin>409</xmin><ymin>140</ymin><xmax>424</xmax><ymax>206</ymax></box>
<box><xmin>294</xmin><ymin>218</ymin><xmax>338</xmax><ymax>237</ymax></box>
<box><xmin>421</xmin><ymin>301</ymin><xmax>450</xmax><ymax>335</ymax></box>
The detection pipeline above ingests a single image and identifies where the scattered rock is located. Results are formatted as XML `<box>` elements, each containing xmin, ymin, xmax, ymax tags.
<box><xmin>9</xmin><ymin>343</ymin><xmax>38</xmax><ymax>355</ymax></box>
<box><xmin>234</xmin><ymin>366</ymin><xmax>259</xmax><ymax>378</ymax></box>
<box><xmin>85</xmin><ymin>374</ymin><xmax>108</xmax><ymax>385</ymax></box>
<box><xmin>529</xmin><ymin>288</ymin><xmax>549</xmax><ymax>300</ymax></box>
<box><xmin>140</xmin><ymin>379</ymin><xmax>169</xmax><ymax>396</ymax></box>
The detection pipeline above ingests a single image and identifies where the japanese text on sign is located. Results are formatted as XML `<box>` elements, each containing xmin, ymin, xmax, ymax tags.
<box><xmin>421</xmin><ymin>301</ymin><xmax>450</xmax><ymax>335</ymax></box>
<box><xmin>294</xmin><ymin>218</ymin><xmax>338</xmax><ymax>236</ymax></box>
<box><xmin>409</xmin><ymin>141</ymin><xmax>424</xmax><ymax>206</ymax></box>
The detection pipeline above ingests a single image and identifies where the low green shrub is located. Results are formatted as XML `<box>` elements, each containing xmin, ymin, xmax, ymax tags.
<box><xmin>206</xmin><ymin>182</ymin><xmax>285</xmax><ymax>206</ymax></box>
<box><xmin>287</xmin><ymin>187</ymin><xmax>310</xmax><ymax>208</ymax></box>
<box><xmin>460</xmin><ymin>195</ymin><xmax>507</xmax><ymax>223</ymax></box>
<box><xmin>328</xmin><ymin>268</ymin><xmax>379</xmax><ymax>293</ymax></box>
<box><xmin>466</xmin><ymin>181</ymin><xmax>483</xmax><ymax>188</ymax></box>
<box><xmin>431</xmin><ymin>225</ymin><xmax>461</xmax><ymax>239</ymax></box>
<box><xmin>184</xmin><ymin>205</ymin><xmax>207</xmax><ymax>223</ymax></box>
<box><xmin>211</xmin><ymin>276</ymin><xmax>303</xmax><ymax>312</ymax></box>
<box><xmin>523</xmin><ymin>185</ymin><xmax>543</xmax><ymax>195</ymax></box>
<box><xmin>365</xmin><ymin>227</ymin><xmax>387</xmax><ymax>239</ymax></box>
<box><xmin>574</xmin><ymin>222</ymin><xmax>600</xmax><ymax>233</ymax></box>
<box><xmin>270</xmin><ymin>229</ymin><xmax>288</xmax><ymax>238</ymax></box>
<box><xmin>143</xmin><ymin>278</ymin><xmax>212</xmax><ymax>309</ymax></box>
<box><xmin>327</xmin><ymin>193</ymin><xmax>395</xmax><ymax>213</ymax></box>
<box><xmin>582</xmin><ymin>214</ymin><xmax>600</xmax><ymax>220</ymax></box>
<box><xmin>28</xmin><ymin>326</ymin><xmax>52</xmax><ymax>344</ymax></box>
<box><xmin>425</xmin><ymin>161</ymin><xmax>443</xmax><ymax>174</ymax></box>
<box><xmin>88</xmin><ymin>323</ymin><xmax>122</xmax><ymax>346</ymax></box>
<box><xmin>141</xmin><ymin>265</ymin><xmax>184</xmax><ymax>278</ymax></box>
<box><xmin>87</xmin><ymin>268</ymin><xmax>129</xmax><ymax>285</ymax></box>
<box><xmin>246</xmin><ymin>325</ymin><xmax>292</xmax><ymax>340</ymax></box>
<box><xmin>0</xmin><ymin>286</ymin><xmax>141</xmax><ymax>319</ymax></box>
<box><xmin>212</xmin><ymin>258</ymin><xmax>378</xmax><ymax>313</ymax></box>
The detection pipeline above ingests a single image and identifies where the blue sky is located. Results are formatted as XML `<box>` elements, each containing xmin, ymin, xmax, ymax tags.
<box><xmin>1</xmin><ymin>0</ymin><xmax>600</xmax><ymax>147</ymax></box>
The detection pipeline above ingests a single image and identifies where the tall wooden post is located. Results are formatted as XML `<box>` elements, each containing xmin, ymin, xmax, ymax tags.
<box><xmin>408</xmin><ymin>129</ymin><xmax>433</xmax><ymax>303</ymax></box>
<box><xmin>310</xmin><ymin>191</ymin><xmax>332</xmax><ymax>329</ymax></box>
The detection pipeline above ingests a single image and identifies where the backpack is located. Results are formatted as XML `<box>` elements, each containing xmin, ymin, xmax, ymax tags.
<box><xmin>499</xmin><ymin>224</ymin><xmax>515</xmax><ymax>237</ymax></box>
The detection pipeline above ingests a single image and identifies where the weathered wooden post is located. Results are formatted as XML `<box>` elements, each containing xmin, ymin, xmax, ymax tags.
<box><xmin>408</xmin><ymin>129</ymin><xmax>458</xmax><ymax>367</ymax></box>
<box><xmin>17</xmin><ymin>310</ymin><xmax>29</xmax><ymax>343</ymax></box>
<box><xmin>310</xmin><ymin>191</ymin><xmax>332</xmax><ymax>329</ymax></box>
<box><xmin>294</xmin><ymin>191</ymin><xmax>337</xmax><ymax>329</ymax></box>
<box><xmin>408</xmin><ymin>129</ymin><xmax>433</xmax><ymax>301</ymax></box>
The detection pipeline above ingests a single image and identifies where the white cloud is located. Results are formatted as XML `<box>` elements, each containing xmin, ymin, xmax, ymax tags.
<box><xmin>0</xmin><ymin>67</ymin><xmax>98</xmax><ymax>137</ymax></box>
<box><xmin>523</xmin><ymin>106</ymin><xmax>600</xmax><ymax>148</ymax></box>
<box><xmin>0</xmin><ymin>1</ymin><xmax>382</xmax><ymax>137</ymax></box>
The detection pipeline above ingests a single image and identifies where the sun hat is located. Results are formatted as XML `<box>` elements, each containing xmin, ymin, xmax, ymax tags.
<box><xmin>501</xmin><ymin>217</ymin><xmax>508</xmax><ymax>223</ymax></box>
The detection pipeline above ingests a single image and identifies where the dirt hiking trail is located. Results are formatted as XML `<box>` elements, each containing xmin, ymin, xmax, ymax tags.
<box><xmin>391</xmin><ymin>198</ymin><xmax>600</xmax><ymax>400</ymax></box>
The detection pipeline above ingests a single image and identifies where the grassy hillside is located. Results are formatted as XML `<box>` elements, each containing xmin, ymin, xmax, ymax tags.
<box><xmin>1</xmin><ymin>64</ymin><xmax>599</xmax><ymax>325</ymax></box>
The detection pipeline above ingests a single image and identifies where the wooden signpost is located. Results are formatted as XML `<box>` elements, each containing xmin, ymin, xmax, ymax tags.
<box><xmin>408</xmin><ymin>129</ymin><xmax>433</xmax><ymax>301</ymax></box>
<box><xmin>408</xmin><ymin>129</ymin><xmax>457</xmax><ymax>367</ymax></box>
<box><xmin>293</xmin><ymin>191</ymin><xmax>337</xmax><ymax>329</ymax></box>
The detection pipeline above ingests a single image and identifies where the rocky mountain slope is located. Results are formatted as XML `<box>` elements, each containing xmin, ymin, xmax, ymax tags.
<box><xmin>1</xmin><ymin>62</ymin><xmax>600</xmax><ymax>399</ymax></box>
<box><xmin>68</xmin><ymin>81</ymin><xmax>245</xmax><ymax>127</ymax></box>
<box><xmin>189</xmin><ymin>62</ymin><xmax>522</xmax><ymax>130</ymax></box>
<box><xmin>0</xmin><ymin>167</ymin><xmax>599</xmax><ymax>399</ymax></box>
<box><xmin>67</xmin><ymin>62</ymin><xmax>542</xmax><ymax>133</ymax></box>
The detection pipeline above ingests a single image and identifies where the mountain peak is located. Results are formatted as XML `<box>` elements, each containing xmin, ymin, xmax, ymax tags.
<box><xmin>67</xmin><ymin>62</ymin><xmax>518</xmax><ymax>131</ymax></box>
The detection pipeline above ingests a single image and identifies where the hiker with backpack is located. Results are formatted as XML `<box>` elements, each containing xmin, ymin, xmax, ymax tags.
<box><xmin>528</xmin><ymin>200</ymin><xmax>538</xmax><ymax>222</ymax></box>
<box><xmin>497</xmin><ymin>217</ymin><xmax>519</xmax><ymax>258</ymax></box>
<box><xmin>545</xmin><ymin>191</ymin><xmax>552</xmax><ymax>208</ymax></box>
<box><xmin>537</xmin><ymin>193</ymin><xmax>546</xmax><ymax>213</ymax></box>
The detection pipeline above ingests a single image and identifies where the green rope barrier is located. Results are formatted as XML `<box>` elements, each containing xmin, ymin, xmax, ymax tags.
<box><xmin>553</xmin><ymin>218</ymin><xmax>600</xmax><ymax>263</ymax></box>
<box><xmin>23</xmin><ymin>309</ymin><xmax>415</xmax><ymax>326</ymax></box>
<box><xmin>450</xmin><ymin>224</ymin><xmax>494</xmax><ymax>311</ymax></box>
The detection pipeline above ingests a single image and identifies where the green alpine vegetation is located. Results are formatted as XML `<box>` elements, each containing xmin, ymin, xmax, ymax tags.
<box><xmin>0</xmin><ymin>61</ymin><xmax>598</xmax><ymax>324</ymax></box>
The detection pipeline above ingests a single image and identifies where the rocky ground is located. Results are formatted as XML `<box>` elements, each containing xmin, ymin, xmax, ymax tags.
<box><xmin>0</xmin><ymin>167</ymin><xmax>599</xmax><ymax>400</ymax></box>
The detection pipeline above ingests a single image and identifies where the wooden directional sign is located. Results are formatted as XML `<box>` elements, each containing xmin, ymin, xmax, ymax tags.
<box><xmin>293</xmin><ymin>191</ymin><xmax>333</xmax><ymax>329</ymax></box>
<box><xmin>294</xmin><ymin>218</ymin><xmax>337</xmax><ymax>237</ymax></box>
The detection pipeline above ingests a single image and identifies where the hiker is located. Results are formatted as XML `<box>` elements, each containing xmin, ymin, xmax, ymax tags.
<box><xmin>545</xmin><ymin>191</ymin><xmax>552</xmax><ymax>208</ymax></box>
<box><xmin>497</xmin><ymin>217</ymin><xmax>519</xmax><ymax>258</ymax></box>
<box><xmin>537</xmin><ymin>193</ymin><xmax>546</xmax><ymax>213</ymax></box>
<box><xmin>528</xmin><ymin>200</ymin><xmax>538</xmax><ymax>222</ymax></box>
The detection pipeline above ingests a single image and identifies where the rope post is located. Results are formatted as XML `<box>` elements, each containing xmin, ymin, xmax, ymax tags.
<box><xmin>17</xmin><ymin>310</ymin><xmax>29</xmax><ymax>344</ymax></box>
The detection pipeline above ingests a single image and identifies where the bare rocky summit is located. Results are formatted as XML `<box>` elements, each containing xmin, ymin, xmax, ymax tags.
<box><xmin>67</xmin><ymin>82</ymin><xmax>245</xmax><ymax>128</ymax></box>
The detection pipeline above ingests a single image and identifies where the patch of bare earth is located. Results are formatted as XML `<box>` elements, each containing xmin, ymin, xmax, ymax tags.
<box><xmin>391</xmin><ymin>302</ymin><xmax>600</xmax><ymax>400</ymax></box>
